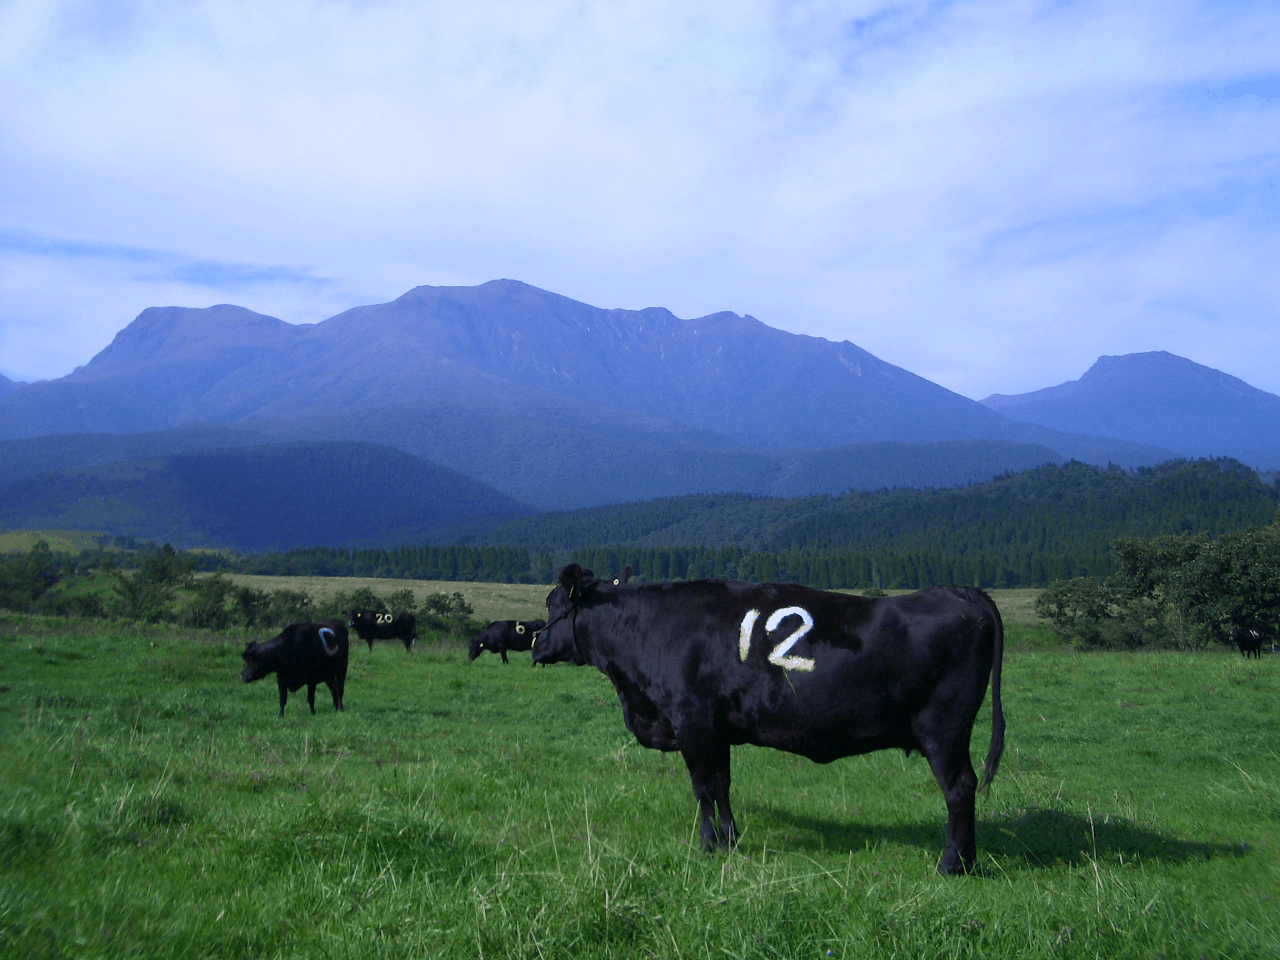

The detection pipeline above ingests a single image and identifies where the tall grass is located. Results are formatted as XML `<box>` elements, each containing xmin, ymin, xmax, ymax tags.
<box><xmin>0</xmin><ymin>614</ymin><xmax>1276</xmax><ymax>958</ymax></box>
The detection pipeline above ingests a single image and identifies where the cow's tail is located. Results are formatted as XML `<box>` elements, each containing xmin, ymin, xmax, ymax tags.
<box><xmin>319</xmin><ymin>627</ymin><xmax>340</xmax><ymax>658</ymax></box>
<box><xmin>979</xmin><ymin>595</ymin><xmax>1005</xmax><ymax>794</ymax></box>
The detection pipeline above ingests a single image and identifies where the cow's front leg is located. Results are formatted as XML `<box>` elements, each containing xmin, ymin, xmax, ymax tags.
<box><xmin>501</xmin><ymin>650</ymin><xmax>509</xmax><ymax>664</ymax></box>
<box><xmin>276</xmin><ymin>677</ymin><xmax>289</xmax><ymax>717</ymax></box>
<box><xmin>924</xmin><ymin>745</ymin><xmax>979</xmax><ymax>875</ymax></box>
<box><xmin>681</xmin><ymin>738</ymin><xmax>737</xmax><ymax>851</ymax></box>
<box><xmin>307</xmin><ymin>683</ymin><xmax>317</xmax><ymax>715</ymax></box>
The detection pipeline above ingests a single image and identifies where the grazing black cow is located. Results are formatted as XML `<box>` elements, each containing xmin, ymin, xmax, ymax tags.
<box><xmin>346</xmin><ymin>610</ymin><xmax>417</xmax><ymax>651</ymax></box>
<box><xmin>533</xmin><ymin>564</ymin><xmax>1005</xmax><ymax>875</ymax></box>
<box><xmin>1231</xmin><ymin>625</ymin><xmax>1265</xmax><ymax>659</ymax></box>
<box><xmin>468</xmin><ymin>620</ymin><xmax>547</xmax><ymax>663</ymax></box>
<box><xmin>241</xmin><ymin>620</ymin><xmax>349</xmax><ymax>717</ymax></box>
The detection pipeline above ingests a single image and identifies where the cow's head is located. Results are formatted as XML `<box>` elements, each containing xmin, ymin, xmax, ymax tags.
<box><xmin>468</xmin><ymin>633</ymin><xmax>486</xmax><ymax>661</ymax></box>
<box><xmin>344</xmin><ymin>610</ymin><xmax>357</xmax><ymax>627</ymax></box>
<box><xmin>533</xmin><ymin>564</ymin><xmax>598</xmax><ymax>666</ymax></box>
<box><xmin>240</xmin><ymin>641</ymin><xmax>269</xmax><ymax>683</ymax></box>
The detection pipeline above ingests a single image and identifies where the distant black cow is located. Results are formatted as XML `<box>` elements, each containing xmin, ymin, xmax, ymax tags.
<box><xmin>1231</xmin><ymin>625</ymin><xmax>1265</xmax><ymax>659</ymax></box>
<box><xmin>468</xmin><ymin>620</ymin><xmax>547</xmax><ymax>663</ymax></box>
<box><xmin>241</xmin><ymin>620</ymin><xmax>349</xmax><ymax>716</ymax></box>
<box><xmin>346</xmin><ymin>611</ymin><xmax>417</xmax><ymax>651</ymax></box>
<box><xmin>533</xmin><ymin>564</ymin><xmax>1005</xmax><ymax>875</ymax></box>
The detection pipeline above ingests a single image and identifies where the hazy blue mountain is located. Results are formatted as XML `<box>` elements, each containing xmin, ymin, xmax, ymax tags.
<box><xmin>0</xmin><ymin>373</ymin><xmax>25</xmax><ymax>396</ymax></box>
<box><xmin>0</xmin><ymin>442</ymin><xmax>533</xmax><ymax>550</ymax></box>
<box><xmin>981</xmin><ymin>352</ymin><xmax>1280</xmax><ymax>470</ymax></box>
<box><xmin>0</xmin><ymin>281</ymin><xmax>1179</xmax><ymax>509</ymax></box>
<box><xmin>1</xmin><ymin>280</ymin><xmax>1167</xmax><ymax>448</ymax></box>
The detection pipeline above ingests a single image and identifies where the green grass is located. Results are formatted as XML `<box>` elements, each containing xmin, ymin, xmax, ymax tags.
<box><xmin>1</xmin><ymin>613</ymin><xmax>1276</xmax><ymax>958</ymax></box>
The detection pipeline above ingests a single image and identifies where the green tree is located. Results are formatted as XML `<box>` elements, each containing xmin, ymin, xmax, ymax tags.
<box><xmin>1177</xmin><ymin>525</ymin><xmax>1280</xmax><ymax>641</ymax></box>
<box><xmin>385</xmin><ymin>588</ymin><xmax>417</xmax><ymax>616</ymax></box>
<box><xmin>0</xmin><ymin>542</ymin><xmax>62</xmax><ymax>612</ymax></box>
<box><xmin>111</xmin><ymin>543</ymin><xmax>194</xmax><ymax>623</ymax></box>
<box><xmin>234</xmin><ymin>585</ymin><xmax>272</xmax><ymax>628</ymax></box>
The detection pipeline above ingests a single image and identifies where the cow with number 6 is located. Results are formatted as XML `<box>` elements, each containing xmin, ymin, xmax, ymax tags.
<box><xmin>346</xmin><ymin>610</ymin><xmax>417</xmax><ymax>651</ymax></box>
<box><xmin>468</xmin><ymin>620</ymin><xmax>547</xmax><ymax>663</ymax></box>
<box><xmin>532</xmin><ymin>564</ymin><xmax>1005</xmax><ymax>875</ymax></box>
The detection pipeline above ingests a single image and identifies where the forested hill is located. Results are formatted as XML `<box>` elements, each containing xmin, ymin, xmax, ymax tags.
<box><xmin>232</xmin><ymin>458</ymin><xmax>1279</xmax><ymax>590</ymax></box>
<box><xmin>458</xmin><ymin>458</ymin><xmax>1278</xmax><ymax>553</ymax></box>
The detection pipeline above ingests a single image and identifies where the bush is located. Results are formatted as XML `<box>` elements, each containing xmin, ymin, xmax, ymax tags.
<box><xmin>324</xmin><ymin>587</ymin><xmax>385</xmax><ymax>620</ymax></box>
<box><xmin>419</xmin><ymin>592</ymin><xmax>477</xmax><ymax>637</ymax></box>
<box><xmin>181</xmin><ymin>574</ymin><xmax>236</xmax><ymax>630</ymax></box>
<box><xmin>265</xmin><ymin>589</ymin><xmax>313</xmax><ymax>629</ymax></box>
<box><xmin>1038</xmin><ymin>521</ymin><xmax>1280</xmax><ymax>650</ymax></box>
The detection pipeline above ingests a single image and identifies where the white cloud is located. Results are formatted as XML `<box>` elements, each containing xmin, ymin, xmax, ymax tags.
<box><xmin>1</xmin><ymin>0</ymin><xmax>1279</xmax><ymax>397</ymax></box>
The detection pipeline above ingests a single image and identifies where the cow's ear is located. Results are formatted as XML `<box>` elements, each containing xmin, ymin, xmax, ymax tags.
<box><xmin>558</xmin><ymin>564</ymin><xmax>584</xmax><ymax>590</ymax></box>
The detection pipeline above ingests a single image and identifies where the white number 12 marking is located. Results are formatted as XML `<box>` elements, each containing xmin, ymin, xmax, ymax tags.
<box><xmin>738</xmin><ymin>606</ymin><xmax>815</xmax><ymax>672</ymax></box>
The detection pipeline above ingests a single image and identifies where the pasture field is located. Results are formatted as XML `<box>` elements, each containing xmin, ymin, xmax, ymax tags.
<box><xmin>1</xmin><ymin>612</ymin><xmax>1276</xmax><ymax>959</ymax></box>
<box><xmin>0</xmin><ymin>530</ymin><xmax>103</xmax><ymax>555</ymax></box>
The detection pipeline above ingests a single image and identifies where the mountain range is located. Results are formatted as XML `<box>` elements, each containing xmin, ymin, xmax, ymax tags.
<box><xmin>0</xmin><ymin>280</ymin><xmax>1178</xmax><ymax>508</ymax></box>
<box><xmin>1</xmin><ymin>279</ymin><xmax>1275</xmax><ymax>548</ymax></box>
<box><xmin>0</xmin><ymin>282</ymin><xmax>1175</xmax><ymax>454</ymax></box>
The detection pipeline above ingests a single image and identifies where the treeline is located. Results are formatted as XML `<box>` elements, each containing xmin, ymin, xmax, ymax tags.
<box><xmin>232</xmin><ymin>545</ymin><xmax>540</xmax><ymax>582</ymax></box>
<box><xmin>0</xmin><ymin>541</ymin><xmax>481</xmax><ymax>638</ymax></box>
<box><xmin>217</xmin><ymin>459</ymin><xmax>1280</xmax><ymax>590</ymax></box>
<box><xmin>4</xmin><ymin>458</ymin><xmax>1277</xmax><ymax>594</ymax></box>
<box><xmin>216</xmin><ymin>542</ymin><xmax>1091</xmax><ymax>589</ymax></box>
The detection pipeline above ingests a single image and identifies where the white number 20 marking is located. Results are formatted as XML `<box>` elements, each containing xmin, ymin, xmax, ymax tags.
<box><xmin>738</xmin><ymin>606</ymin><xmax>815</xmax><ymax>672</ymax></box>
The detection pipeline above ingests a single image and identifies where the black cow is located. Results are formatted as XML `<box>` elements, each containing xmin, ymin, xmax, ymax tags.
<box><xmin>533</xmin><ymin>564</ymin><xmax>1005</xmax><ymax>875</ymax></box>
<box><xmin>1231</xmin><ymin>625</ymin><xmax>1265</xmax><ymax>659</ymax></box>
<box><xmin>468</xmin><ymin>620</ymin><xmax>547</xmax><ymax>663</ymax></box>
<box><xmin>346</xmin><ymin>610</ymin><xmax>417</xmax><ymax>651</ymax></box>
<box><xmin>241</xmin><ymin>620</ymin><xmax>349</xmax><ymax>716</ymax></box>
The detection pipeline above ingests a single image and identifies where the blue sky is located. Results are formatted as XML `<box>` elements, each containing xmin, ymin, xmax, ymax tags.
<box><xmin>2</xmin><ymin>0</ymin><xmax>1278</xmax><ymax>399</ymax></box>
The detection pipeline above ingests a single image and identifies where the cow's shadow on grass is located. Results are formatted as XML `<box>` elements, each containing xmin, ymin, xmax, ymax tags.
<box><xmin>743</xmin><ymin>805</ymin><xmax>1243</xmax><ymax>870</ymax></box>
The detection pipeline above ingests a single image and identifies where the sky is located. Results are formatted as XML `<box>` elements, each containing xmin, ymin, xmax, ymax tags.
<box><xmin>2</xmin><ymin>0</ymin><xmax>1279</xmax><ymax>400</ymax></box>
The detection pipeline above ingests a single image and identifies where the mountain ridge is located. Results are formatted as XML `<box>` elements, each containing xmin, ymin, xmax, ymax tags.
<box><xmin>0</xmin><ymin>281</ymin><xmax>1194</xmax><ymax>510</ymax></box>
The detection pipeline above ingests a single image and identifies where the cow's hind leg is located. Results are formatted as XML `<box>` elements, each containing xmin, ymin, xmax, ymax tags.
<box><xmin>276</xmin><ymin>677</ymin><xmax>289</xmax><ymax>717</ymax></box>
<box><xmin>681</xmin><ymin>739</ymin><xmax>737</xmax><ymax>851</ymax></box>
<box><xmin>307</xmin><ymin>683</ymin><xmax>317</xmax><ymax>715</ymax></box>
<box><xmin>327</xmin><ymin>676</ymin><xmax>344</xmax><ymax>711</ymax></box>
<box><xmin>922</xmin><ymin>743</ymin><xmax>979</xmax><ymax>875</ymax></box>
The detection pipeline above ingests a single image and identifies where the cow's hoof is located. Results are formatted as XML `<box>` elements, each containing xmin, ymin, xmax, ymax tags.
<box><xmin>936</xmin><ymin>854</ymin><xmax>976</xmax><ymax>876</ymax></box>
